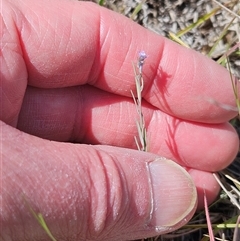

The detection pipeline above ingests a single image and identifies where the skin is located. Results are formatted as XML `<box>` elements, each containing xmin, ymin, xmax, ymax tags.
<box><xmin>1</xmin><ymin>0</ymin><xmax>239</xmax><ymax>240</ymax></box>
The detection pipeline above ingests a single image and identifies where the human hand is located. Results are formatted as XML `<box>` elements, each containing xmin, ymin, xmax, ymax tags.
<box><xmin>1</xmin><ymin>0</ymin><xmax>239</xmax><ymax>240</ymax></box>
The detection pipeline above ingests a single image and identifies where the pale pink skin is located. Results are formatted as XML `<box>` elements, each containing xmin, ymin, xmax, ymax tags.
<box><xmin>1</xmin><ymin>0</ymin><xmax>239</xmax><ymax>240</ymax></box>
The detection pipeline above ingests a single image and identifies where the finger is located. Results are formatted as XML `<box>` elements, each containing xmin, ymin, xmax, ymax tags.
<box><xmin>1</xmin><ymin>0</ymin><xmax>27</xmax><ymax>126</ymax></box>
<box><xmin>17</xmin><ymin>86</ymin><xmax>239</xmax><ymax>172</ymax></box>
<box><xmin>1</xmin><ymin>121</ymin><xmax>197</xmax><ymax>240</ymax></box>
<box><xmin>3</xmin><ymin>0</ymin><xmax>239</xmax><ymax>125</ymax></box>
<box><xmin>187</xmin><ymin>168</ymin><xmax>221</xmax><ymax>210</ymax></box>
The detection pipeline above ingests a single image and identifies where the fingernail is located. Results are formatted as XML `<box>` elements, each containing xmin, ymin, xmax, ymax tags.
<box><xmin>147</xmin><ymin>158</ymin><xmax>197</xmax><ymax>231</ymax></box>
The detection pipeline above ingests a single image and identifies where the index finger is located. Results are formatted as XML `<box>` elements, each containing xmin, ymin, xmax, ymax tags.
<box><xmin>2</xmin><ymin>0</ymin><xmax>239</xmax><ymax>124</ymax></box>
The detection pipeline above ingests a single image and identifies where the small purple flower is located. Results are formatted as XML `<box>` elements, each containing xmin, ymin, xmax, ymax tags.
<box><xmin>137</xmin><ymin>51</ymin><xmax>147</xmax><ymax>73</ymax></box>
<box><xmin>138</xmin><ymin>51</ymin><xmax>147</xmax><ymax>62</ymax></box>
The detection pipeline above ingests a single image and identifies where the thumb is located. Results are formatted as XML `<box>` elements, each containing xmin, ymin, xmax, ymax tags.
<box><xmin>1</xmin><ymin>122</ymin><xmax>197</xmax><ymax>241</ymax></box>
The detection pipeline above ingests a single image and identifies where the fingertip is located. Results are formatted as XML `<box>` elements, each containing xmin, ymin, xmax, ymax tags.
<box><xmin>188</xmin><ymin>169</ymin><xmax>221</xmax><ymax>210</ymax></box>
<box><xmin>160</xmin><ymin>121</ymin><xmax>239</xmax><ymax>172</ymax></box>
<box><xmin>147</xmin><ymin>158</ymin><xmax>197</xmax><ymax>231</ymax></box>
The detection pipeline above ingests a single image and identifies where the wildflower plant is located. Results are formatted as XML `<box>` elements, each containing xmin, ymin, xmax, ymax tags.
<box><xmin>131</xmin><ymin>51</ymin><xmax>148</xmax><ymax>152</ymax></box>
